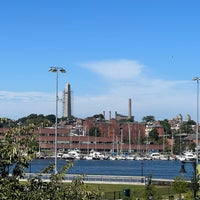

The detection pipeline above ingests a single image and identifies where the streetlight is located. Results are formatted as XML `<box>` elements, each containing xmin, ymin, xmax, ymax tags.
<box><xmin>49</xmin><ymin>66</ymin><xmax>66</xmax><ymax>174</ymax></box>
<box><xmin>188</xmin><ymin>76</ymin><xmax>200</xmax><ymax>199</ymax></box>
<box><xmin>193</xmin><ymin>77</ymin><xmax>200</xmax><ymax>167</ymax></box>
<box><xmin>141</xmin><ymin>161</ymin><xmax>144</xmax><ymax>183</ymax></box>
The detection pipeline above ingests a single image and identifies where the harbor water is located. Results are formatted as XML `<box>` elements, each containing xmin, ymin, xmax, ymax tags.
<box><xmin>26</xmin><ymin>159</ymin><xmax>196</xmax><ymax>180</ymax></box>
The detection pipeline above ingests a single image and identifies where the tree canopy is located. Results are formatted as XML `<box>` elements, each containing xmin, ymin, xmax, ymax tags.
<box><xmin>0</xmin><ymin>124</ymin><xmax>102</xmax><ymax>199</ymax></box>
<box><xmin>159</xmin><ymin>119</ymin><xmax>171</xmax><ymax>135</ymax></box>
<box><xmin>89</xmin><ymin>127</ymin><xmax>101</xmax><ymax>137</ymax></box>
<box><xmin>142</xmin><ymin>116</ymin><xmax>155</xmax><ymax>123</ymax></box>
<box><xmin>149</xmin><ymin>128</ymin><xmax>159</xmax><ymax>141</ymax></box>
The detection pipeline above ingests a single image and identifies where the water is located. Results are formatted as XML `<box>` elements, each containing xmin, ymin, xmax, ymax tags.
<box><xmin>27</xmin><ymin>159</ymin><xmax>196</xmax><ymax>180</ymax></box>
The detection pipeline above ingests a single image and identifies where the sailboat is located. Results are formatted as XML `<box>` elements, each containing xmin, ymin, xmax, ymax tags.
<box><xmin>126</xmin><ymin>123</ymin><xmax>134</xmax><ymax>160</ymax></box>
<box><xmin>135</xmin><ymin>129</ymin><xmax>144</xmax><ymax>160</ymax></box>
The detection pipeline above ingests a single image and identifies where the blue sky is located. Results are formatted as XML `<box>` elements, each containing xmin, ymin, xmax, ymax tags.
<box><xmin>0</xmin><ymin>0</ymin><xmax>200</xmax><ymax>121</ymax></box>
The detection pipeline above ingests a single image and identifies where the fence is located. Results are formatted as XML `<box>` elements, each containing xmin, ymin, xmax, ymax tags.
<box><xmin>22</xmin><ymin>173</ymin><xmax>174</xmax><ymax>186</ymax></box>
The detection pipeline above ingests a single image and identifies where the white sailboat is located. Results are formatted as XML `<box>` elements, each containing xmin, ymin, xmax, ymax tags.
<box><xmin>125</xmin><ymin>123</ymin><xmax>134</xmax><ymax>160</ymax></box>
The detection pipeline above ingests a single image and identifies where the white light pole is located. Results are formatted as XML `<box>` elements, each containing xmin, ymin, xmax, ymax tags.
<box><xmin>192</xmin><ymin>77</ymin><xmax>200</xmax><ymax>199</ymax></box>
<box><xmin>193</xmin><ymin>77</ymin><xmax>200</xmax><ymax>166</ymax></box>
<box><xmin>49</xmin><ymin>67</ymin><xmax>66</xmax><ymax>174</ymax></box>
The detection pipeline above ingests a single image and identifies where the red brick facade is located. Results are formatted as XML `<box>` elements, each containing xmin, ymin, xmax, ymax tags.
<box><xmin>0</xmin><ymin>118</ymin><xmax>163</xmax><ymax>155</ymax></box>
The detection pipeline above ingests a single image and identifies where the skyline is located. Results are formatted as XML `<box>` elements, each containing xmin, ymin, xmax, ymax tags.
<box><xmin>0</xmin><ymin>1</ymin><xmax>200</xmax><ymax>121</ymax></box>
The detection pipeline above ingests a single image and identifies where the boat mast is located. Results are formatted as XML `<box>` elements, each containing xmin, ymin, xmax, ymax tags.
<box><xmin>128</xmin><ymin>123</ymin><xmax>131</xmax><ymax>153</ymax></box>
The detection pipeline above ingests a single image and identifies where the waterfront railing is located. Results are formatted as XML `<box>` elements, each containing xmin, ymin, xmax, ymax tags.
<box><xmin>22</xmin><ymin>173</ymin><xmax>174</xmax><ymax>185</ymax></box>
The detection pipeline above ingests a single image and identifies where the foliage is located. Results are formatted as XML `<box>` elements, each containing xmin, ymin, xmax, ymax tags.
<box><xmin>144</xmin><ymin>174</ymin><xmax>161</xmax><ymax>200</ymax></box>
<box><xmin>189</xmin><ymin>142</ymin><xmax>196</xmax><ymax>152</ymax></box>
<box><xmin>0</xmin><ymin>117</ymin><xmax>16</xmax><ymax>128</ymax></box>
<box><xmin>173</xmin><ymin>135</ymin><xmax>186</xmax><ymax>155</ymax></box>
<box><xmin>185</xmin><ymin>120</ymin><xmax>196</xmax><ymax>126</ymax></box>
<box><xmin>93</xmin><ymin>114</ymin><xmax>105</xmax><ymax>121</ymax></box>
<box><xmin>142</xmin><ymin>116</ymin><xmax>155</xmax><ymax>123</ymax></box>
<box><xmin>0</xmin><ymin>124</ymin><xmax>37</xmax><ymax>178</ymax></box>
<box><xmin>22</xmin><ymin>163</ymin><xmax>102</xmax><ymax>200</ymax></box>
<box><xmin>160</xmin><ymin>119</ymin><xmax>171</xmax><ymax>135</ymax></box>
<box><xmin>17</xmin><ymin>114</ymin><xmax>54</xmax><ymax>127</ymax></box>
<box><xmin>172</xmin><ymin>176</ymin><xmax>188</xmax><ymax>200</ymax></box>
<box><xmin>0</xmin><ymin>125</ymin><xmax>102</xmax><ymax>200</ymax></box>
<box><xmin>171</xmin><ymin>120</ymin><xmax>195</xmax><ymax>137</ymax></box>
<box><xmin>149</xmin><ymin>128</ymin><xmax>159</xmax><ymax>141</ymax></box>
<box><xmin>61</xmin><ymin>115</ymin><xmax>77</xmax><ymax>125</ymax></box>
<box><xmin>89</xmin><ymin>127</ymin><xmax>101</xmax><ymax>137</ymax></box>
<box><xmin>180</xmin><ymin>121</ymin><xmax>194</xmax><ymax>134</ymax></box>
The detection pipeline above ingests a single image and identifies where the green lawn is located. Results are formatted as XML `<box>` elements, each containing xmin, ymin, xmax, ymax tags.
<box><xmin>86</xmin><ymin>183</ymin><xmax>190</xmax><ymax>200</ymax></box>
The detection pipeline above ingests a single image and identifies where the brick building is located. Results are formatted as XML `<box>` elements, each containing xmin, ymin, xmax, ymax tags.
<box><xmin>0</xmin><ymin>117</ymin><xmax>163</xmax><ymax>156</ymax></box>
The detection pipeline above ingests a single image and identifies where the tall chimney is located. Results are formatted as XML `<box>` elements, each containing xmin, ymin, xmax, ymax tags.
<box><xmin>109</xmin><ymin>111</ymin><xmax>111</xmax><ymax>120</ymax></box>
<box><xmin>63</xmin><ymin>83</ymin><xmax>71</xmax><ymax>118</ymax></box>
<box><xmin>103</xmin><ymin>111</ymin><xmax>105</xmax><ymax>119</ymax></box>
<box><xmin>128</xmin><ymin>98</ymin><xmax>132</xmax><ymax>119</ymax></box>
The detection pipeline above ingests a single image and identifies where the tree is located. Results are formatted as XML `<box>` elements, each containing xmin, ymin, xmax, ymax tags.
<box><xmin>89</xmin><ymin>127</ymin><xmax>101</xmax><ymax>137</ymax></box>
<box><xmin>173</xmin><ymin>136</ymin><xmax>184</xmax><ymax>155</ymax></box>
<box><xmin>142</xmin><ymin>116</ymin><xmax>155</xmax><ymax>123</ymax></box>
<box><xmin>0</xmin><ymin>124</ymin><xmax>102</xmax><ymax>199</ymax></box>
<box><xmin>180</xmin><ymin>122</ymin><xmax>193</xmax><ymax>134</ymax></box>
<box><xmin>172</xmin><ymin>176</ymin><xmax>188</xmax><ymax>200</ymax></box>
<box><xmin>160</xmin><ymin>119</ymin><xmax>171</xmax><ymax>136</ymax></box>
<box><xmin>0</xmin><ymin>123</ymin><xmax>37</xmax><ymax>178</ymax></box>
<box><xmin>0</xmin><ymin>118</ymin><xmax>15</xmax><ymax>128</ymax></box>
<box><xmin>143</xmin><ymin>174</ymin><xmax>161</xmax><ymax>200</ymax></box>
<box><xmin>17</xmin><ymin>114</ymin><xmax>55</xmax><ymax>127</ymax></box>
<box><xmin>93</xmin><ymin>114</ymin><xmax>105</xmax><ymax>121</ymax></box>
<box><xmin>45</xmin><ymin>114</ymin><xmax>56</xmax><ymax>125</ymax></box>
<box><xmin>149</xmin><ymin>128</ymin><xmax>159</xmax><ymax>141</ymax></box>
<box><xmin>189</xmin><ymin>142</ymin><xmax>196</xmax><ymax>152</ymax></box>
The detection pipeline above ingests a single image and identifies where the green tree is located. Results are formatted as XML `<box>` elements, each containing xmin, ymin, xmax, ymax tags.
<box><xmin>149</xmin><ymin>128</ymin><xmax>159</xmax><ymax>141</ymax></box>
<box><xmin>173</xmin><ymin>134</ymin><xmax>186</xmax><ymax>155</ymax></box>
<box><xmin>0</xmin><ymin>123</ymin><xmax>37</xmax><ymax>178</ymax></box>
<box><xmin>45</xmin><ymin>114</ymin><xmax>56</xmax><ymax>124</ymax></box>
<box><xmin>142</xmin><ymin>116</ymin><xmax>155</xmax><ymax>123</ymax></box>
<box><xmin>180</xmin><ymin>122</ymin><xmax>193</xmax><ymax>134</ymax></box>
<box><xmin>17</xmin><ymin>113</ymin><xmax>54</xmax><ymax>127</ymax></box>
<box><xmin>0</xmin><ymin>124</ymin><xmax>102</xmax><ymax>199</ymax></box>
<box><xmin>172</xmin><ymin>176</ymin><xmax>188</xmax><ymax>200</ymax></box>
<box><xmin>160</xmin><ymin>119</ymin><xmax>171</xmax><ymax>136</ymax></box>
<box><xmin>143</xmin><ymin>175</ymin><xmax>161</xmax><ymax>200</ymax></box>
<box><xmin>89</xmin><ymin>127</ymin><xmax>101</xmax><ymax>137</ymax></box>
<box><xmin>62</xmin><ymin>115</ymin><xmax>77</xmax><ymax>125</ymax></box>
<box><xmin>0</xmin><ymin>117</ymin><xmax>15</xmax><ymax>128</ymax></box>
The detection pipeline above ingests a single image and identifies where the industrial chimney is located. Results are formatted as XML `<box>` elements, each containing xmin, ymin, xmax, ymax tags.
<box><xmin>109</xmin><ymin>111</ymin><xmax>111</xmax><ymax>120</ymax></box>
<box><xmin>128</xmin><ymin>98</ymin><xmax>132</xmax><ymax>120</ymax></box>
<box><xmin>63</xmin><ymin>83</ymin><xmax>72</xmax><ymax>118</ymax></box>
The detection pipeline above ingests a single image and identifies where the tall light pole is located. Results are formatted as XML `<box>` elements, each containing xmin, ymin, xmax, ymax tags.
<box><xmin>49</xmin><ymin>66</ymin><xmax>66</xmax><ymax>174</ymax></box>
<box><xmin>192</xmin><ymin>77</ymin><xmax>200</xmax><ymax>199</ymax></box>
<box><xmin>193</xmin><ymin>77</ymin><xmax>200</xmax><ymax>165</ymax></box>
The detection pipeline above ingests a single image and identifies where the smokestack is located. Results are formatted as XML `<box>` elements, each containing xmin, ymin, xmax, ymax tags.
<box><xmin>128</xmin><ymin>98</ymin><xmax>132</xmax><ymax>119</ymax></box>
<box><xmin>109</xmin><ymin>111</ymin><xmax>111</xmax><ymax>120</ymax></box>
<box><xmin>103</xmin><ymin>111</ymin><xmax>105</xmax><ymax>119</ymax></box>
<box><xmin>63</xmin><ymin>83</ymin><xmax>72</xmax><ymax>118</ymax></box>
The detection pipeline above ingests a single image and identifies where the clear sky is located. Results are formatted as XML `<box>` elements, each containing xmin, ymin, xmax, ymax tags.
<box><xmin>0</xmin><ymin>0</ymin><xmax>200</xmax><ymax>122</ymax></box>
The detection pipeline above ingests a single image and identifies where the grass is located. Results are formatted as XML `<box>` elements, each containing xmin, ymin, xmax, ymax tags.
<box><xmin>87</xmin><ymin>183</ymin><xmax>144</xmax><ymax>192</ymax></box>
<box><xmin>86</xmin><ymin>183</ymin><xmax>191</xmax><ymax>200</ymax></box>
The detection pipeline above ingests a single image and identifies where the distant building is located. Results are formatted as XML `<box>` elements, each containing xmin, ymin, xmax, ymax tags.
<box><xmin>145</xmin><ymin>121</ymin><xmax>164</xmax><ymax>137</ymax></box>
<box><xmin>114</xmin><ymin>98</ymin><xmax>134</xmax><ymax>121</ymax></box>
<box><xmin>63</xmin><ymin>83</ymin><xmax>71</xmax><ymax>118</ymax></box>
<box><xmin>0</xmin><ymin>117</ymin><xmax>163</xmax><ymax>155</ymax></box>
